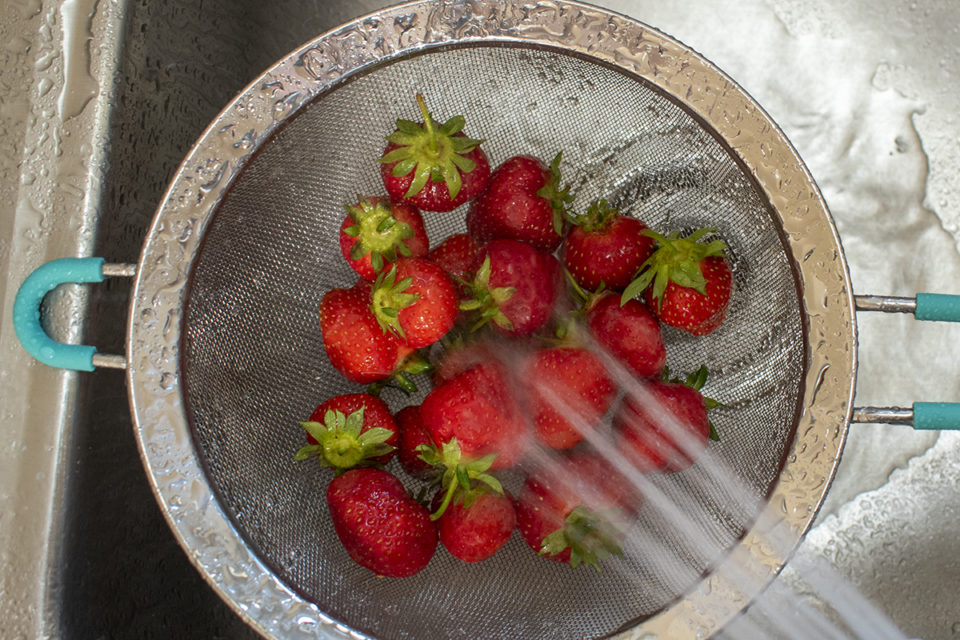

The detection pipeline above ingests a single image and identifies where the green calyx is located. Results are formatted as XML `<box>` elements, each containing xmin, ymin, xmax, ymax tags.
<box><xmin>293</xmin><ymin>407</ymin><xmax>395</xmax><ymax>470</ymax></box>
<box><xmin>564</xmin><ymin>268</ymin><xmax>607</xmax><ymax>312</ymax></box>
<box><xmin>540</xmin><ymin>505</ymin><xmax>625</xmax><ymax>570</ymax></box>
<box><xmin>568</xmin><ymin>198</ymin><xmax>618</xmax><ymax>233</ymax></box>
<box><xmin>365</xmin><ymin>352</ymin><xmax>434</xmax><ymax>397</ymax></box>
<box><xmin>344</xmin><ymin>198</ymin><xmax>415</xmax><ymax>273</ymax></box>
<box><xmin>371</xmin><ymin>265</ymin><xmax>420</xmax><ymax>339</ymax></box>
<box><xmin>379</xmin><ymin>93</ymin><xmax>484</xmax><ymax>200</ymax></box>
<box><xmin>661</xmin><ymin>365</ymin><xmax>722</xmax><ymax>441</ymax></box>
<box><xmin>620</xmin><ymin>228</ymin><xmax>728</xmax><ymax>308</ymax></box>
<box><xmin>458</xmin><ymin>254</ymin><xmax>516</xmax><ymax>332</ymax></box>
<box><xmin>418</xmin><ymin>438</ymin><xmax>503</xmax><ymax>521</ymax></box>
<box><xmin>536</xmin><ymin>152</ymin><xmax>574</xmax><ymax>235</ymax></box>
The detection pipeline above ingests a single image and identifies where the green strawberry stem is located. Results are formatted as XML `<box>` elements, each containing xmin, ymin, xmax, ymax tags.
<box><xmin>540</xmin><ymin>505</ymin><xmax>624</xmax><ymax>570</ymax></box>
<box><xmin>459</xmin><ymin>254</ymin><xmax>516</xmax><ymax>332</ymax></box>
<box><xmin>536</xmin><ymin>152</ymin><xmax>574</xmax><ymax>235</ymax></box>
<box><xmin>365</xmin><ymin>353</ymin><xmax>434</xmax><ymax>397</ymax></box>
<box><xmin>564</xmin><ymin>268</ymin><xmax>606</xmax><ymax>311</ymax></box>
<box><xmin>416</xmin><ymin>94</ymin><xmax>438</xmax><ymax>155</ymax></box>
<box><xmin>620</xmin><ymin>228</ymin><xmax>728</xmax><ymax>308</ymax></box>
<box><xmin>371</xmin><ymin>266</ymin><xmax>420</xmax><ymax>339</ymax></box>
<box><xmin>380</xmin><ymin>94</ymin><xmax>483</xmax><ymax>200</ymax></box>
<box><xmin>417</xmin><ymin>438</ymin><xmax>502</xmax><ymax>521</ymax></box>
<box><xmin>345</xmin><ymin>198</ymin><xmax>414</xmax><ymax>273</ymax></box>
<box><xmin>293</xmin><ymin>407</ymin><xmax>395</xmax><ymax>470</ymax></box>
<box><xmin>567</xmin><ymin>198</ymin><xmax>618</xmax><ymax>233</ymax></box>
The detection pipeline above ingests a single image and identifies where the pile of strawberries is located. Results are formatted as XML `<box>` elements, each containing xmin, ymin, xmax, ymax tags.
<box><xmin>299</xmin><ymin>95</ymin><xmax>733</xmax><ymax>578</ymax></box>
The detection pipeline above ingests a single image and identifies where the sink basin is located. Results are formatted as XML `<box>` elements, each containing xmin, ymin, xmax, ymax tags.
<box><xmin>1</xmin><ymin>0</ymin><xmax>958</xmax><ymax>638</ymax></box>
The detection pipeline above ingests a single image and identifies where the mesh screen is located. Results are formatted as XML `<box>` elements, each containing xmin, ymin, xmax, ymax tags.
<box><xmin>181</xmin><ymin>45</ymin><xmax>805</xmax><ymax>640</ymax></box>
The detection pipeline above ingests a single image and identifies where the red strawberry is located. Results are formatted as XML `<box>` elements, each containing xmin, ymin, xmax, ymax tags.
<box><xmin>585</xmin><ymin>292</ymin><xmax>666</xmax><ymax>379</ymax></box>
<box><xmin>459</xmin><ymin>239</ymin><xmax>561</xmax><ymax>337</ymax></box>
<box><xmin>339</xmin><ymin>197</ymin><xmax>429</xmax><ymax>281</ymax></box>
<box><xmin>563</xmin><ymin>199</ymin><xmax>655</xmax><ymax>292</ymax></box>
<box><xmin>428</xmin><ymin>232</ymin><xmax>483</xmax><ymax>283</ymax></box>
<box><xmin>622</xmin><ymin>228</ymin><xmax>733</xmax><ymax>336</ymax></box>
<box><xmin>514</xmin><ymin>453</ymin><xmax>641</xmax><ymax>568</ymax></box>
<box><xmin>420</xmin><ymin>361</ymin><xmax>529</xmax><ymax>471</ymax></box>
<box><xmin>320</xmin><ymin>284</ymin><xmax>415</xmax><ymax>385</ymax></box>
<box><xmin>467</xmin><ymin>154</ymin><xmax>572</xmax><ymax>252</ymax></box>
<box><xmin>380</xmin><ymin>94</ymin><xmax>490</xmax><ymax>212</ymax></box>
<box><xmin>326</xmin><ymin>468</ymin><xmax>437</xmax><ymax>577</ymax></box>
<box><xmin>521</xmin><ymin>347</ymin><xmax>616</xmax><ymax>450</ymax></box>
<box><xmin>434</xmin><ymin>490</ymin><xmax>515</xmax><ymax>563</ymax></box>
<box><xmin>395</xmin><ymin>405</ymin><xmax>438</xmax><ymax>481</ymax></box>
<box><xmin>295</xmin><ymin>394</ymin><xmax>398</xmax><ymax>469</ymax></box>
<box><xmin>613</xmin><ymin>366</ymin><xmax>719</xmax><ymax>473</ymax></box>
<box><xmin>370</xmin><ymin>258</ymin><xmax>458</xmax><ymax>349</ymax></box>
<box><xmin>431</xmin><ymin>338</ymin><xmax>496</xmax><ymax>387</ymax></box>
<box><xmin>419</xmin><ymin>438</ymin><xmax>514</xmax><ymax>562</ymax></box>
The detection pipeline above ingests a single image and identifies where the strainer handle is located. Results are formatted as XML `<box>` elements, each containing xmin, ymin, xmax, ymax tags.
<box><xmin>853</xmin><ymin>293</ymin><xmax>960</xmax><ymax>429</ymax></box>
<box><xmin>13</xmin><ymin>257</ymin><xmax>134</xmax><ymax>372</ymax></box>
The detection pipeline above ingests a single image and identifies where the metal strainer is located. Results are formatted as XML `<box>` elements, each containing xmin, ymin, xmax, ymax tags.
<box><xmin>13</xmin><ymin>1</ymin><xmax>960</xmax><ymax>639</ymax></box>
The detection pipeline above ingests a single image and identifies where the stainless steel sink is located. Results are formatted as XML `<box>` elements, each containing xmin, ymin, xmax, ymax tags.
<box><xmin>2</xmin><ymin>0</ymin><xmax>958</xmax><ymax>638</ymax></box>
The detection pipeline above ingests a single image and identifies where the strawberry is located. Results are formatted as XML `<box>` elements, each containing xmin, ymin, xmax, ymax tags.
<box><xmin>339</xmin><ymin>196</ymin><xmax>429</xmax><ymax>281</ymax></box>
<box><xmin>563</xmin><ymin>199</ymin><xmax>655</xmax><ymax>292</ymax></box>
<box><xmin>466</xmin><ymin>154</ymin><xmax>572</xmax><ymax>252</ymax></box>
<box><xmin>521</xmin><ymin>346</ymin><xmax>616</xmax><ymax>450</ymax></box>
<box><xmin>585</xmin><ymin>291</ymin><xmax>666</xmax><ymax>379</ymax></box>
<box><xmin>514</xmin><ymin>453</ymin><xmax>641</xmax><ymax>569</ymax></box>
<box><xmin>434</xmin><ymin>489</ymin><xmax>515</xmax><ymax>563</ymax></box>
<box><xmin>370</xmin><ymin>258</ymin><xmax>458</xmax><ymax>349</ymax></box>
<box><xmin>420</xmin><ymin>361</ymin><xmax>529</xmax><ymax>471</ymax></box>
<box><xmin>295</xmin><ymin>394</ymin><xmax>398</xmax><ymax>469</ymax></box>
<box><xmin>613</xmin><ymin>366</ymin><xmax>720</xmax><ymax>473</ymax></box>
<box><xmin>380</xmin><ymin>94</ymin><xmax>490</xmax><ymax>212</ymax></box>
<box><xmin>622</xmin><ymin>228</ymin><xmax>733</xmax><ymax>336</ymax></box>
<box><xmin>430</xmin><ymin>338</ymin><xmax>496</xmax><ymax>387</ymax></box>
<box><xmin>320</xmin><ymin>283</ymin><xmax>416</xmax><ymax>385</ymax></box>
<box><xmin>326</xmin><ymin>468</ymin><xmax>437</xmax><ymax>577</ymax></box>
<box><xmin>419</xmin><ymin>439</ymin><xmax>514</xmax><ymax>562</ymax></box>
<box><xmin>427</xmin><ymin>232</ymin><xmax>483</xmax><ymax>283</ymax></box>
<box><xmin>395</xmin><ymin>405</ymin><xmax>438</xmax><ymax>481</ymax></box>
<box><xmin>459</xmin><ymin>239</ymin><xmax>561</xmax><ymax>337</ymax></box>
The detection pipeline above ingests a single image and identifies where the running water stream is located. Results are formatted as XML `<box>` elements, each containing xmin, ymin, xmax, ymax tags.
<box><xmin>488</xmin><ymin>328</ymin><xmax>909</xmax><ymax>640</ymax></box>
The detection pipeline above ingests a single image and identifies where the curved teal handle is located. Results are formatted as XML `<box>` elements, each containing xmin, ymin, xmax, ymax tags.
<box><xmin>13</xmin><ymin>257</ymin><xmax>106</xmax><ymax>371</ymax></box>
<box><xmin>916</xmin><ymin>293</ymin><xmax>960</xmax><ymax>323</ymax></box>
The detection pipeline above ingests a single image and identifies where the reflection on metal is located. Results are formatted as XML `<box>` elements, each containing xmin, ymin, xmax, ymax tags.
<box><xmin>101</xmin><ymin>263</ymin><xmax>137</xmax><ymax>278</ymax></box>
<box><xmin>855</xmin><ymin>295</ymin><xmax>917</xmax><ymax>314</ymax></box>
<box><xmin>851</xmin><ymin>406</ymin><xmax>913</xmax><ymax>425</ymax></box>
<box><xmin>91</xmin><ymin>353</ymin><xmax>127</xmax><ymax>369</ymax></box>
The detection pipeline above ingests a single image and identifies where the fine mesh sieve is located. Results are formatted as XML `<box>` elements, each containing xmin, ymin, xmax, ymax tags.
<box><xmin>181</xmin><ymin>44</ymin><xmax>804</xmax><ymax>640</ymax></box>
<box><xmin>123</xmin><ymin>2</ymin><xmax>857</xmax><ymax>639</ymax></box>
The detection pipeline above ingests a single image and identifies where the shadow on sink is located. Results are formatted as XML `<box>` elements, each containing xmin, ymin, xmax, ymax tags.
<box><xmin>54</xmin><ymin>1</ymin><xmax>395</xmax><ymax>637</ymax></box>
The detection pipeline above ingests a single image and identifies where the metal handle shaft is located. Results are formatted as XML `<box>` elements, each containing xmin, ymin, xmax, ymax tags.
<box><xmin>854</xmin><ymin>293</ymin><xmax>960</xmax><ymax>429</ymax></box>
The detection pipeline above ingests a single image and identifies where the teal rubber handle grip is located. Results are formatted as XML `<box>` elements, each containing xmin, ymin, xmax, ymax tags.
<box><xmin>914</xmin><ymin>294</ymin><xmax>960</xmax><ymax>429</ymax></box>
<box><xmin>915</xmin><ymin>293</ymin><xmax>960</xmax><ymax>323</ymax></box>
<box><xmin>914</xmin><ymin>402</ymin><xmax>960</xmax><ymax>430</ymax></box>
<box><xmin>13</xmin><ymin>257</ymin><xmax>106</xmax><ymax>372</ymax></box>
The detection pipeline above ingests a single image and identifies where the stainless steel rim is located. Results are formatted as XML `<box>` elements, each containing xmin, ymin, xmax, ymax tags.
<box><xmin>125</xmin><ymin>1</ymin><xmax>856</xmax><ymax>638</ymax></box>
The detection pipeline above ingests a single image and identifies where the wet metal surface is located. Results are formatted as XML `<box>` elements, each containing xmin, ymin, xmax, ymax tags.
<box><xmin>0</xmin><ymin>0</ymin><xmax>957</xmax><ymax>638</ymax></box>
